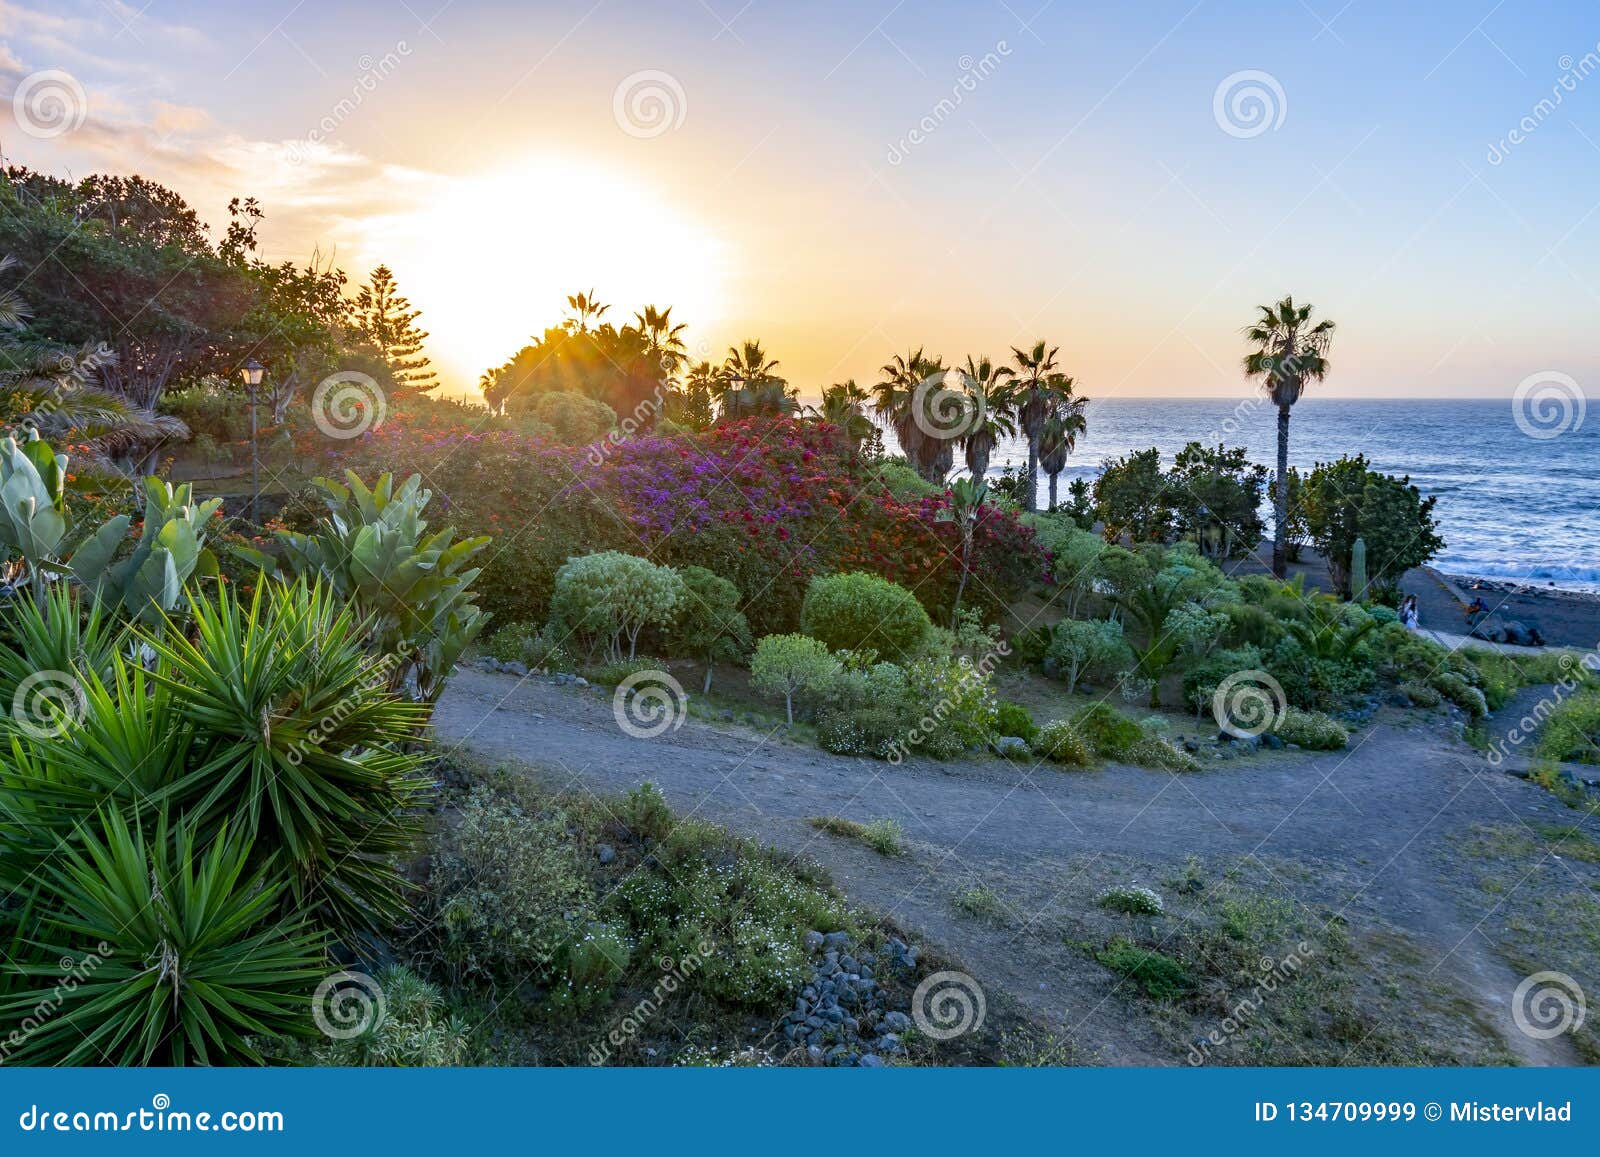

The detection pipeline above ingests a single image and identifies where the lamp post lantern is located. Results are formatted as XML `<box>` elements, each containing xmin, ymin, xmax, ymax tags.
<box><xmin>240</xmin><ymin>359</ymin><xmax>265</xmax><ymax>523</ymax></box>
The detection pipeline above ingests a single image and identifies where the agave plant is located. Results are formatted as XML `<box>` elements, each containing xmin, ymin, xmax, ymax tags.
<box><xmin>0</xmin><ymin>810</ymin><xmax>326</xmax><ymax>1065</ymax></box>
<box><xmin>271</xmin><ymin>471</ymin><xmax>490</xmax><ymax>704</ymax></box>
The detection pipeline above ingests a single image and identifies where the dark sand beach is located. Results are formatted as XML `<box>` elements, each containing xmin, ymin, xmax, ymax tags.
<box><xmin>1223</xmin><ymin>541</ymin><xmax>1600</xmax><ymax>652</ymax></box>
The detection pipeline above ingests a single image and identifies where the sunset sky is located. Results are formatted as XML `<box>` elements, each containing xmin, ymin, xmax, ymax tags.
<box><xmin>3</xmin><ymin>0</ymin><xmax>1598</xmax><ymax>401</ymax></box>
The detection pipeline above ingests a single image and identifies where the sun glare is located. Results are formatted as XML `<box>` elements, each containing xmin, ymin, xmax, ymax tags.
<box><xmin>379</xmin><ymin>157</ymin><xmax>728</xmax><ymax>396</ymax></box>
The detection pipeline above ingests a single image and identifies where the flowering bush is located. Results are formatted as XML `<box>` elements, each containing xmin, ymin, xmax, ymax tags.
<box><xmin>344</xmin><ymin>418</ymin><xmax>1044</xmax><ymax>638</ymax></box>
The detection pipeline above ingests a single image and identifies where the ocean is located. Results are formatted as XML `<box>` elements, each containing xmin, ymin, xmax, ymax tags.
<box><xmin>977</xmin><ymin>398</ymin><xmax>1599</xmax><ymax>594</ymax></box>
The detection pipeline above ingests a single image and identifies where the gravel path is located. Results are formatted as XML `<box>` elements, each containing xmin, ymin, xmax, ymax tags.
<box><xmin>433</xmin><ymin>666</ymin><xmax>1591</xmax><ymax>1065</ymax></box>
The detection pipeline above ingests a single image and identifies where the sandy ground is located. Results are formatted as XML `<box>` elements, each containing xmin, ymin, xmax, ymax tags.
<box><xmin>432</xmin><ymin>665</ymin><xmax>1600</xmax><ymax>1066</ymax></box>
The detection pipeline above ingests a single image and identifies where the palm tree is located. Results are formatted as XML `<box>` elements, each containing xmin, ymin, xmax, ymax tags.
<box><xmin>565</xmin><ymin>289</ymin><xmax>609</xmax><ymax>333</ymax></box>
<box><xmin>632</xmin><ymin>304</ymin><xmax>687</xmax><ymax>374</ymax></box>
<box><xmin>815</xmin><ymin>379</ymin><xmax>875</xmax><ymax>451</ymax></box>
<box><xmin>1008</xmin><ymin>340</ymin><xmax>1067</xmax><ymax>511</ymax></box>
<box><xmin>936</xmin><ymin>478</ymin><xmax>989</xmax><ymax>626</ymax></box>
<box><xmin>719</xmin><ymin>340</ymin><xmax>794</xmax><ymax>420</ymax></box>
<box><xmin>1242</xmin><ymin>296</ymin><xmax>1336</xmax><ymax>578</ymax></box>
<box><xmin>873</xmin><ymin>347</ymin><xmax>955</xmax><ymax>484</ymax></box>
<box><xmin>955</xmin><ymin>355</ymin><xmax>1016</xmax><ymax>482</ymax></box>
<box><xmin>1038</xmin><ymin>394</ymin><xmax>1088</xmax><ymax>510</ymax></box>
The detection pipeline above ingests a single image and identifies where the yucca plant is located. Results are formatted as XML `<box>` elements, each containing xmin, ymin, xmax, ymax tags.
<box><xmin>0</xmin><ymin>582</ymin><xmax>122</xmax><ymax>710</ymax></box>
<box><xmin>143</xmin><ymin>579</ymin><xmax>431</xmax><ymax>937</ymax></box>
<box><xmin>269</xmin><ymin>472</ymin><xmax>489</xmax><ymax>704</ymax></box>
<box><xmin>0</xmin><ymin>810</ymin><xmax>326</xmax><ymax>1066</ymax></box>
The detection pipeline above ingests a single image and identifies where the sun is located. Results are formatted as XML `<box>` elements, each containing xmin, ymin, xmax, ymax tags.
<box><xmin>376</xmin><ymin>156</ymin><xmax>728</xmax><ymax>396</ymax></box>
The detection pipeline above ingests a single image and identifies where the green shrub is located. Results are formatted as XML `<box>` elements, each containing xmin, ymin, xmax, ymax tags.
<box><xmin>528</xmin><ymin>390</ymin><xmax>617</xmax><ymax>444</ymax></box>
<box><xmin>0</xmin><ymin>813</ymin><xmax>326</xmax><ymax>1065</ymax></box>
<box><xmin>1071</xmin><ymin>702</ymin><xmax>1145</xmax><ymax>758</ymax></box>
<box><xmin>1047</xmin><ymin>617</ymin><xmax>1132</xmax><ymax>693</ymax></box>
<box><xmin>1400</xmin><ymin>680</ymin><xmax>1442</xmax><ymax>708</ymax></box>
<box><xmin>872</xmin><ymin>459</ymin><xmax>941</xmax><ymax>502</ymax></box>
<box><xmin>429</xmin><ymin>788</ymin><xmax>599</xmax><ymax>987</ymax></box>
<box><xmin>309</xmin><ymin>966</ymin><xmax>474</xmax><ymax>1066</ymax></box>
<box><xmin>1035</xmin><ymin>720</ymin><xmax>1094</xmax><ymax>766</ymax></box>
<box><xmin>1125</xmin><ymin>735</ymin><xmax>1202</xmax><ymax>771</ymax></box>
<box><xmin>899</xmin><ymin>654</ymin><xmax>1000</xmax><ymax>754</ymax></box>
<box><xmin>1536</xmin><ymin>690</ymin><xmax>1600</xmax><ymax>764</ymax></box>
<box><xmin>1272</xmin><ymin>707</ymin><xmax>1349</xmax><ymax>750</ymax></box>
<box><xmin>550</xmin><ymin>922</ymin><xmax>631</xmax><ymax>1013</ymax></box>
<box><xmin>1098</xmin><ymin>885</ymin><xmax>1164</xmax><ymax>915</ymax></box>
<box><xmin>800</xmin><ymin>572</ymin><xmax>932</xmax><ymax>660</ymax></box>
<box><xmin>751</xmin><ymin>633</ymin><xmax>841</xmax><ymax>724</ymax></box>
<box><xmin>665</xmin><ymin>565</ymin><xmax>751</xmax><ymax>693</ymax></box>
<box><xmin>1431</xmin><ymin>671</ymin><xmax>1488</xmax><ymax>720</ymax></box>
<box><xmin>1095</xmin><ymin>937</ymin><xmax>1191</xmax><ymax>1001</ymax></box>
<box><xmin>817</xmin><ymin>705</ymin><xmax>905</xmax><ymax>758</ymax></box>
<box><xmin>549</xmin><ymin>551</ymin><xmax>686</xmax><ymax>662</ymax></box>
<box><xmin>616</xmin><ymin>829</ymin><xmax>847</xmax><ymax>1009</ymax></box>
<box><xmin>486</xmin><ymin>620</ymin><xmax>574</xmax><ymax>670</ymax></box>
<box><xmin>618</xmin><ymin>781</ymin><xmax>674</xmax><ymax>842</ymax></box>
<box><xmin>1010</xmin><ymin>625</ymin><xmax>1053</xmax><ymax>665</ymax></box>
<box><xmin>995</xmin><ymin>700</ymin><xmax>1038</xmax><ymax>742</ymax></box>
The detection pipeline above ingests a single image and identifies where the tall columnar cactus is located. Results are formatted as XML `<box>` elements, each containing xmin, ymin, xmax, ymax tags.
<box><xmin>1349</xmin><ymin>536</ymin><xmax>1368</xmax><ymax>602</ymax></box>
<box><xmin>0</xmin><ymin>431</ymin><xmax>70</xmax><ymax>604</ymax></box>
<box><xmin>69</xmin><ymin>478</ymin><xmax>222</xmax><ymax>627</ymax></box>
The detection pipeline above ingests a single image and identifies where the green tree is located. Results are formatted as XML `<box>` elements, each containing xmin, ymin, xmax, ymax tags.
<box><xmin>1093</xmin><ymin>447</ymin><xmax>1171</xmax><ymax>543</ymax></box>
<box><xmin>667</xmin><ymin>566</ymin><xmax>752</xmax><ymax>693</ymax></box>
<box><xmin>1242</xmin><ymin>296</ymin><xmax>1336</xmax><ymax>578</ymax></box>
<box><xmin>1047</xmin><ymin>617</ymin><xmax>1131</xmax><ymax>693</ymax></box>
<box><xmin>1038</xmin><ymin>396</ymin><xmax>1088</xmax><ymax>510</ymax></box>
<box><xmin>751</xmin><ymin>633</ymin><xmax>841</xmax><ymax>725</ymax></box>
<box><xmin>1301</xmin><ymin>454</ymin><xmax>1444</xmax><ymax>600</ymax></box>
<box><xmin>873</xmin><ymin>347</ymin><xmax>955</xmax><ymax>484</ymax></box>
<box><xmin>1008</xmin><ymin>341</ymin><xmax>1077</xmax><ymax>511</ymax></box>
<box><xmin>956</xmin><ymin>355</ymin><xmax>1017</xmax><ymax>482</ymax></box>
<box><xmin>351</xmin><ymin>265</ymin><xmax>437</xmax><ymax>392</ymax></box>
<box><xmin>1165</xmin><ymin>442</ymin><xmax>1268</xmax><ymax>559</ymax></box>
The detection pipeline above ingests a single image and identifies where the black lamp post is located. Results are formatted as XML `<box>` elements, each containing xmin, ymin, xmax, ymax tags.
<box><xmin>240</xmin><ymin>359</ymin><xmax>264</xmax><ymax>523</ymax></box>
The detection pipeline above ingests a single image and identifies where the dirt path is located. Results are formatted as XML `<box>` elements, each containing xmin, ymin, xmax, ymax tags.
<box><xmin>432</xmin><ymin>667</ymin><xmax>1587</xmax><ymax>1065</ymax></box>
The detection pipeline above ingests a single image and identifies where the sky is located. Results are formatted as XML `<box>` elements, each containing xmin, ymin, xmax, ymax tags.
<box><xmin>2</xmin><ymin>0</ymin><xmax>1599</xmax><ymax>403</ymax></box>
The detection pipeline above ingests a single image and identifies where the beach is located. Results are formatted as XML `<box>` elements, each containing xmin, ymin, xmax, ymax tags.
<box><xmin>1223</xmin><ymin>541</ymin><xmax>1600</xmax><ymax>652</ymax></box>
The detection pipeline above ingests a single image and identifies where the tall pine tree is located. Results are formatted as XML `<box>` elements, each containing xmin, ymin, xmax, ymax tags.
<box><xmin>351</xmin><ymin>265</ymin><xmax>437</xmax><ymax>391</ymax></box>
